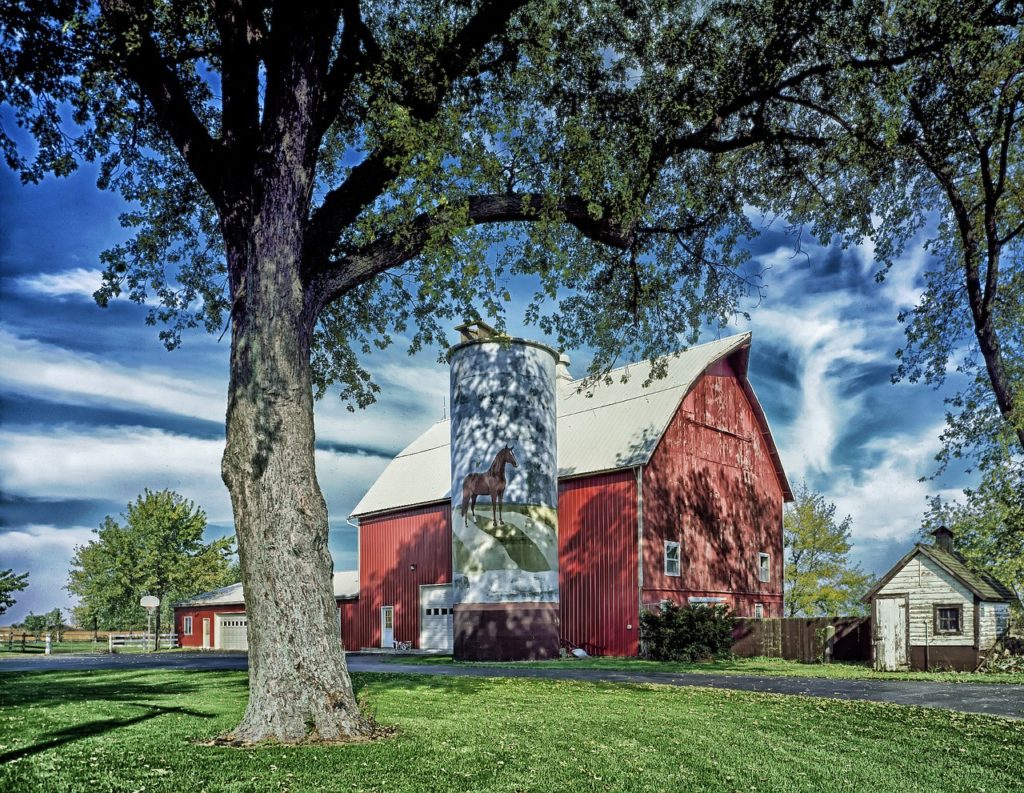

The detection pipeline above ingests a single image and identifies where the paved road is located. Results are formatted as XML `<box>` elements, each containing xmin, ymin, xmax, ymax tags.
<box><xmin>2</xmin><ymin>652</ymin><xmax>1021</xmax><ymax>720</ymax></box>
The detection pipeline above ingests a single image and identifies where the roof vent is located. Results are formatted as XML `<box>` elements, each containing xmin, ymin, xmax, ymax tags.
<box><xmin>556</xmin><ymin>353</ymin><xmax>572</xmax><ymax>381</ymax></box>
<box><xmin>931</xmin><ymin>525</ymin><xmax>955</xmax><ymax>553</ymax></box>
<box><xmin>454</xmin><ymin>319</ymin><xmax>498</xmax><ymax>342</ymax></box>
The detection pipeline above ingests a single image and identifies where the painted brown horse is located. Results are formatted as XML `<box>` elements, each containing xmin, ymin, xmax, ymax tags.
<box><xmin>461</xmin><ymin>445</ymin><xmax>518</xmax><ymax>525</ymax></box>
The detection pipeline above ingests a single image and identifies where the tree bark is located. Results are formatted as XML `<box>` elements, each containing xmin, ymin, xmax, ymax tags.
<box><xmin>219</xmin><ymin>198</ymin><xmax>369</xmax><ymax>743</ymax></box>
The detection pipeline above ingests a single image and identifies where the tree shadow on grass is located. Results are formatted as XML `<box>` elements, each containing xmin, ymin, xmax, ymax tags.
<box><xmin>0</xmin><ymin>702</ymin><xmax>215</xmax><ymax>764</ymax></box>
<box><xmin>0</xmin><ymin>669</ymin><xmax>249</xmax><ymax>710</ymax></box>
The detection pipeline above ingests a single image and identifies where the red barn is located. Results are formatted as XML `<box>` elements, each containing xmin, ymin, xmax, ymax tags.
<box><xmin>348</xmin><ymin>332</ymin><xmax>791</xmax><ymax>657</ymax></box>
<box><xmin>173</xmin><ymin>332</ymin><xmax>791</xmax><ymax>658</ymax></box>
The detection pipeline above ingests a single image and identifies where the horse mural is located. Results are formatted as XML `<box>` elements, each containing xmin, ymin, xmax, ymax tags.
<box><xmin>460</xmin><ymin>445</ymin><xmax>518</xmax><ymax>526</ymax></box>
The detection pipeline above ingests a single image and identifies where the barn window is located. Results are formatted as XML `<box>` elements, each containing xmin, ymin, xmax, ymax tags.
<box><xmin>182</xmin><ymin>616</ymin><xmax>193</xmax><ymax>636</ymax></box>
<box><xmin>754</xmin><ymin>603</ymin><xmax>764</xmax><ymax>619</ymax></box>
<box><xmin>758</xmin><ymin>553</ymin><xmax>771</xmax><ymax>583</ymax></box>
<box><xmin>934</xmin><ymin>605</ymin><xmax>962</xmax><ymax>635</ymax></box>
<box><xmin>665</xmin><ymin>541</ymin><xmax>681</xmax><ymax>576</ymax></box>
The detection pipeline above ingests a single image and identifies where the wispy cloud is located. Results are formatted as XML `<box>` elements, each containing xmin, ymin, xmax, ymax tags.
<box><xmin>0</xmin><ymin>524</ymin><xmax>95</xmax><ymax>623</ymax></box>
<box><xmin>0</xmin><ymin>327</ymin><xmax>225</xmax><ymax>422</ymax></box>
<box><xmin>13</xmin><ymin>267</ymin><xmax>104</xmax><ymax>300</ymax></box>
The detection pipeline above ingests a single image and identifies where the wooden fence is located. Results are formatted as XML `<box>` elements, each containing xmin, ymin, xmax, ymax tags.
<box><xmin>732</xmin><ymin>617</ymin><xmax>872</xmax><ymax>663</ymax></box>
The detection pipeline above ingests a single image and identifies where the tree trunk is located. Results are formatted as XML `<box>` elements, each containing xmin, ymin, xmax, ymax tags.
<box><xmin>219</xmin><ymin>212</ymin><xmax>369</xmax><ymax>743</ymax></box>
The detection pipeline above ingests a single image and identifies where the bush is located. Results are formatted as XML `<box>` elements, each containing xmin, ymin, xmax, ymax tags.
<box><xmin>640</xmin><ymin>602</ymin><xmax>736</xmax><ymax>661</ymax></box>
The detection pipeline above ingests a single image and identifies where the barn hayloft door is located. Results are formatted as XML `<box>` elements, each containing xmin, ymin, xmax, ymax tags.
<box><xmin>874</xmin><ymin>596</ymin><xmax>908</xmax><ymax>671</ymax></box>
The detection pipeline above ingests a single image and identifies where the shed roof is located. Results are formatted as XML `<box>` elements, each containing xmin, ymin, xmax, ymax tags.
<box><xmin>352</xmin><ymin>332</ymin><xmax>792</xmax><ymax>518</ymax></box>
<box><xmin>172</xmin><ymin>570</ymin><xmax>359</xmax><ymax>608</ymax></box>
<box><xmin>862</xmin><ymin>544</ymin><xmax>1017</xmax><ymax>604</ymax></box>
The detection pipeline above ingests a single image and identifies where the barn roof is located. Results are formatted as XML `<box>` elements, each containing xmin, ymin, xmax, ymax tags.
<box><xmin>172</xmin><ymin>570</ymin><xmax>359</xmax><ymax>608</ymax></box>
<box><xmin>352</xmin><ymin>332</ymin><xmax>792</xmax><ymax>518</ymax></box>
<box><xmin>861</xmin><ymin>544</ymin><xmax>1017</xmax><ymax>604</ymax></box>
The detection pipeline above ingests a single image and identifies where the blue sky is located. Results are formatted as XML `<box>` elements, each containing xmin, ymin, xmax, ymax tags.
<box><xmin>0</xmin><ymin>163</ymin><xmax>973</xmax><ymax>624</ymax></box>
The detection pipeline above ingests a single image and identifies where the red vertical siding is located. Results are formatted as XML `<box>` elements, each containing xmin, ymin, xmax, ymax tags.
<box><xmin>344</xmin><ymin>503</ymin><xmax>452</xmax><ymax>650</ymax></box>
<box><xmin>642</xmin><ymin>356</ymin><xmax>785</xmax><ymax>616</ymax></box>
<box><xmin>558</xmin><ymin>470</ymin><xmax>639</xmax><ymax>657</ymax></box>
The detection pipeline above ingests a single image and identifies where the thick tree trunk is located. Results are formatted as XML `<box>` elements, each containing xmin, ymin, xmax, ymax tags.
<box><xmin>219</xmin><ymin>215</ymin><xmax>369</xmax><ymax>743</ymax></box>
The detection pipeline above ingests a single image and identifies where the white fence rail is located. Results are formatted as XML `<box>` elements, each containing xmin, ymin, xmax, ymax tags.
<box><xmin>108</xmin><ymin>633</ymin><xmax>178</xmax><ymax>651</ymax></box>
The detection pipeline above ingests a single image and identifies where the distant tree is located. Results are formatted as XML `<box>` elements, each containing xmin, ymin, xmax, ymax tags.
<box><xmin>784</xmin><ymin>483</ymin><xmax>873</xmax><ymax>617</ymax></box>
<box><xmin>922</xmin><ymin>467</ymin><xmax>1024</xmax><ymax>615</ymax></box>
<box><xmin>0</xmin><ymin>569</ymin><xmax>29</xmax><ymax>617</ymax></box>
<box><xmin>67</xmin><ymin>490</ymin><xmax>235</xmax><ymax>646</ymax></box>
<box><xmin>44</xmin><ymin>608</ymin><xmax>68</xmax><ymax>641</ymax></box>
<box><xmin>21</xmin><ymin>612</ymin><xmax>47</xmax><ymax>639</ymax></box>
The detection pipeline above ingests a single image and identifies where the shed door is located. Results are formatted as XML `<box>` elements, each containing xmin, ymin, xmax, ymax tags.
<box><xmin>875</xmin><ymin>597</ymin><xmax>907</xmax><ymax>671</ymax></box>
<box><xmin>217</xmin><ymin>614</ymin><xmax>248</xmax><ymax>651</ymax></box>
<box><xmin>419</xmin><ymin>584</ymin><xmax>454</xmax><ymax>652</ymax></box>
<box><xmin>381</xmin><ymin>606</ymin><xmax>394</xmax><ymax>648</ymax></box>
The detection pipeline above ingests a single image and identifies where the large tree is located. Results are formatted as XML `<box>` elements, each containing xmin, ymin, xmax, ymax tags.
<box><xmin>67</xmin><ymin>490</ymin><xmax>235</xmax><ymax>645</ymax></box>
<box><xmin>0</xmin><ymin>1</ymin><xmax>1002</xmax><ymax>742</ymax></box>
<box><xmin>0</xmin><ymin>569</ymin><xmax>29</xmax><ymax>618</ymax></box>
<box><xmin>784</xmin><ymin>483</ymin><xmax>873</xmax><ymax>617</ymax></box>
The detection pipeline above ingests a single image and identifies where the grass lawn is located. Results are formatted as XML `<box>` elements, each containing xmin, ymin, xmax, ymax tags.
<box><xmin>1</xmin><ymin>669</ymin><xmax>1021</xmax><ymax>792</ymax></box>
<box><xmin>380</xmin><ymin>653</ymin><xmax>1024</xmax><ymax>684</ymax></box>
<box><xmin>0</xmin><ymin>640</ymin><xmax>109</xmax><ymax>658</ymax></box>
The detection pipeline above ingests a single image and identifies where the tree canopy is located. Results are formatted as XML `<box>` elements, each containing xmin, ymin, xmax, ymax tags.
<box><xmin>0</xmin><ymin>569</ymin><xmax>29</xmax><ymax>618</ymax></box>
<box><xmin>67</xmin><ymin>490</ymin><xmax>235</xmax><ymax>639</ymax></box>
<box><xmin>784</xmin><ymin>483</ymin><xmax>873</xmax><ymax>617</ymax></box>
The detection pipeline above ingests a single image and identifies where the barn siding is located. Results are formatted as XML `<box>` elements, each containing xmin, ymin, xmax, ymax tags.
<box><xmin>978</xmin><ymin>602</ymin><xmax>1011</xmax><ymax>649</ymax></box>
<box><xmin>875</xmin><ymin>555</ymin><xmax>976</xmax><ymax>647</ymax></box>
<box><xmin>641</xmin><ymin>357</ymin><xmax>784</xmax><ymax>616</ymax></box>
<box><xmin>346</xmin><ymin>503</ymin><xmax>452</xmax><ymax>650</ymax></box>
<box><xmin>558</xmin><ymin>470</ymin><xmax>639</xmax><ymax>657</ymax></box>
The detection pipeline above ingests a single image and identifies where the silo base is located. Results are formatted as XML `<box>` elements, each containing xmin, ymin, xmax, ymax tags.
<box><xmin>453</xmin><ymin>602</ymin><xmax>560</xmax><ymax>661</ymax></box>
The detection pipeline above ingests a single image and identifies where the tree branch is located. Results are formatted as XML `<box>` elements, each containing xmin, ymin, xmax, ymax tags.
<box><xmin>99</xmin><ymin>0</ymin><xmax>227</xmax><ymax>209</ymax></box>
<box><xmin>306</xmin><ymin>192</ymin><xmax>629</xmax><ymax>318</ymax></box>
<box><xmin>303</xmin><ymin>0</ymin><xmax>528</xmax><ymax>272</ymax></box>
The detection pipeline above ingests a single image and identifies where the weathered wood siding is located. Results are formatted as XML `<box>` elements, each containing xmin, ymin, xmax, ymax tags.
<box><xmin>642</xmin><ymin>357</ymin><xmax>785</xmax><ymax>616</ymax></box>
<box><xmin>978</xmin><ymin>602</ymin><xmax>1011</xmax><ymax>649</ymax></box>
<box><xmin>875</xmin><ymin>555</ymin><xmax>975</xmax><ymax>646</ymax></box>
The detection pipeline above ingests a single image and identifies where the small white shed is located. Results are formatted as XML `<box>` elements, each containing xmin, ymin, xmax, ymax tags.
<box><xmin>862</xmin><ymin>527</ymin><xmax>1015</xmax><ymax>671</ymax></box>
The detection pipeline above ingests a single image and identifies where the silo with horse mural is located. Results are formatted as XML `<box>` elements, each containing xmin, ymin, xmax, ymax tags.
<box><xmin>449</xmin><ymin>321</ymin><xmax>559</xmax><ymax>661</ymax></box>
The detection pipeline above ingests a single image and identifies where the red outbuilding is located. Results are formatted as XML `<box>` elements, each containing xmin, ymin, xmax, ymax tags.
<box><xmin>174</xmin><ymin>332</ymin><xmax>791</xmax><ymax>658</ymax></box>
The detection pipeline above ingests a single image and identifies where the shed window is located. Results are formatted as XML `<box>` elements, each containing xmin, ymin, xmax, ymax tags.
<box><xmin>754</xmin><ymin>603</ymin><xmax>764</xmax><ymax>619</ymax></box>
<box><xmin>758</xmin><ymin>553</ymin><xmax>771</xmax><ymax>583</ymax></box>
<box><xmin>665</xmin><ymin>541</ymin><xmax>681</xmax><ymax>577</ymax></box>
<box><xmin>934</xmin><ymin>605</ymin><xmax>963</xmax><ymax>635</ymax></box>
<box><xmin>182</xmin><ymin>616</ymin><xmax>193</xmax><ymax>636</ymax></box>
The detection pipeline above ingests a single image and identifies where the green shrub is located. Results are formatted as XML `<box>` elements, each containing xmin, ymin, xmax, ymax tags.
<box><xmin>640</xmin><ymin>602</ymin><xmax>736</xmax><ymax>661</ymax></box>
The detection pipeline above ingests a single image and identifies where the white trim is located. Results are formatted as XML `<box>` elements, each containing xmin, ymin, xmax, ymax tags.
<box><xmin>759</xmin><ymin>552</ymin><xmax>771</xmax><ymax>583</ymax></box>
<box><xmin>182</xmin><ymin>616</ymin><xmax>193</xmax><ymax>636</ymax></box>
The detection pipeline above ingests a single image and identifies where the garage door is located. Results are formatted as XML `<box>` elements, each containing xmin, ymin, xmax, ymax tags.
<box><xmin>419</xmin><ymin>584</ymin><xmax>453</xmax><ymax>652</ymax></box>
<box><xmin>217</xmin><ymin>614</ymin><xmax>248</xmax><ymax>651</ymax></box>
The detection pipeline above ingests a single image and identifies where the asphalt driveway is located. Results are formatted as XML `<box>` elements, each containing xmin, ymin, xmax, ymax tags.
<box><xmin>2</xmin><ymin>652</ymin><xmax>1021</xmax><ymax>720</ymax></box>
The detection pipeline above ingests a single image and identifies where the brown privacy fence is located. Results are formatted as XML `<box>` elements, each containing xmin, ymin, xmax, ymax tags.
<box><xmin>732</xmin><ymin>617</ymin><xmax>872</xmax><ymax>663</ymax></box>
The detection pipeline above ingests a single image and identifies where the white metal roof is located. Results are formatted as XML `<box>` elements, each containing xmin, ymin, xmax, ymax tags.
<box><xmin>172</xmin><ymin>570</ymin><xmax>359</xmax><ymax>608</ymax></box>
<box><xmin>352</xmin><ymin>333</ymin><xmax>780</xmax><ymax>517</ymax></box>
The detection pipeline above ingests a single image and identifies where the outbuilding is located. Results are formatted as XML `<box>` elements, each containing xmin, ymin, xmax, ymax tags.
<box><xmin>862</xmin><ymin>527</ymin><xmax>1015</xmax><ymax>671</ymax></box>
<box><xmin>173</xmin><ymin>571</ymin><xmax>358</xmax><ymax>651</ymax></box>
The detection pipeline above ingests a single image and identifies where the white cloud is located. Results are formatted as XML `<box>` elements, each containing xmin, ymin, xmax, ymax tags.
<box><xmin>0</xmin><ymin>327</ymin><xmax>225</xmax><ymax>422</ymax></box>
<box><xmin>0</xmin><ymin>525</ymin><xmax>94</xmax><ymax>624</ymax></box>
<box><xmin>14</xmin><ymin>267</ymin><xmax>104</xmax><ymax>299</ymax></box>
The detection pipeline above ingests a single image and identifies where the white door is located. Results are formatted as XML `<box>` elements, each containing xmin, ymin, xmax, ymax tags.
<box><xmin>875</xmin><ymin>597</ymin><xmax>907</xmax><ymax>671</ymax></box>
<box><xmin>217</xmin><ymin>614</ymin><xmax>248</xmax><ymax>651</ymax></box>
<box><xmin>419</xmin><ymin>584</ymin><xmax>454</xmax><ymax>652</ymax></box>
<box><xmin>381</xmin><ymin>606</ymin><xmax>394</xmax><ymax>648</ymax></box>
<box><xmin>202</xmin><ymin>618</ymin><xmax>211</xmax><ymax>649</ymax></box>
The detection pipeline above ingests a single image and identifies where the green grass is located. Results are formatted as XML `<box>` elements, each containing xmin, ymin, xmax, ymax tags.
<box><xmin>0</xmin><ymin>669</ymin><xmax>1021</xmax><ymax>792</ymax></box>
<box><xmin>379</xmin><ymin>653</ymin><xmax>1024</xmax><ymax>684</ymax></box>
<box><xmin>0</xmin><ymin>640</ymin><xmax>109</xmax><ymax>657</ymax></box>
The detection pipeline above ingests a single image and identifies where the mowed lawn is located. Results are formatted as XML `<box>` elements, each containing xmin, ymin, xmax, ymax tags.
<box><xmin>382</xmin><ymin>654</ymin><xmax>1024</xmax><ymax>685</ymax></box>
<box><xmin>1</xmin><ymin>670</ymin><xmax>1022</xmax><ymax>793</ymax></box>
